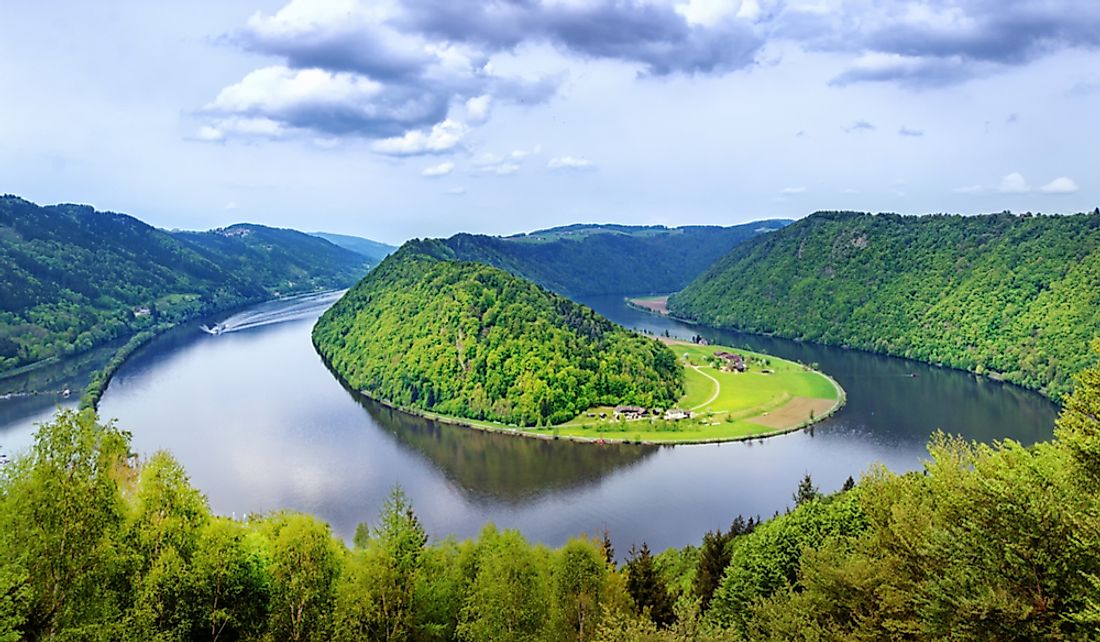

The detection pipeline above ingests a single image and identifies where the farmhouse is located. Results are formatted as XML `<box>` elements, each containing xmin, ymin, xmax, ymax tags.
<box><xmin>714</xmin><ymin>351</ymin><xmax>747</xmax><ymax>372</ymax></box>
<box><xmin>664</xmin><ymin>408</ymin><xmax>692</xmax><ymax>421</ymax></box>
<box><xmin>614</xmin><ymin>405</ymin><xmax>648</xmax><ymax>420</ymax></box>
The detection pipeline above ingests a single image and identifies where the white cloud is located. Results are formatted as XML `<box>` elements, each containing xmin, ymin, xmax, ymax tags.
<box><xmin>1040</xmin><ymin>176</ymin><xmax>1079</xmax><ymax>194</ymax></box>
<box><xmin>999</xmin><ymin>172</ymin><xmax>1030</xmax><ymax>194</ymax></box>
<box><xmin>445</xmin><ymin>186</ymin><xmax>466</xmax><ymax>196</ymax></box>
<box><xmin>196</xmin><ymin>126</ymin><xmax>225</xmax><ymax>142</ymax></box>
<box><xmin>209</xmin><ymin>66</ymin><xmax>382</xmax><ymax>114</ymax></box>
<box><xmin>781</xmin><ymin>186</ymin><xmax>806</xmax><ymax>194</ymax></box>
<box><xmin>372</xmin><ymin>119</ymin><xmax>467</xmax><ymax>156</ymax></box>
<box><xmin>421</xmin><ymin>161</ymin><xmax>455</xmax><ymax>177</ymax></box>
<box><xmin>548</xmin><ymin>155</ymin><xmax>593</xmax><ymax>170</ymax></box>
<box><xmin>464</xmin><ymin>95</ymin><xmax>492</xmax><ymax>124</ymax></box>
<box><xmin>479</xmin><ymin>162</ymin><xmax>520</xmax><ymax>176</ymax></box>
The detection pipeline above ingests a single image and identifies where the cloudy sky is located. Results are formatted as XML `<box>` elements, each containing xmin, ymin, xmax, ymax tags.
<box><xmin>1</xmin><ymin>0</ymin><xmax>1097</xmax><ymax>243</ymax></box>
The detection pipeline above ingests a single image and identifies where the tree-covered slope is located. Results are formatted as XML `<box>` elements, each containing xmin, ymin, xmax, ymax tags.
<box><xmin>313</xmin><ymin>240</ymin><xmax>683</xmax><ymax>426</ymax></box>
<box><xmin>433</xmin><ymin>220</ymin><xmax>790</xmax><ymax>296</ymax></box>
<box><xmin>670</xmin><ymin>210</ymin><xmax>1100</xmax><ymax>398</ymax></box>
<box><xmin>311</xmin><ymin>231</ymin><xmax>395</xmax><ymax>265</ymax></box>
<box><xmin>0</xmin><ymin>195</ymin><xmax>369</xmax><ymax>374</ymax></box>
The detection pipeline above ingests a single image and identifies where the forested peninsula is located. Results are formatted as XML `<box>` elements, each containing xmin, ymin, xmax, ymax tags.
<box><xmin>312</xmin><ymin>240</ymin><xmax>683</xmax><ymax>427</ymax></box>
<box><xmin>0</xmin><ymin>195</ymin><xmax>372</xmax><ymax>375</ymax></box>
<box><xmin>670</xmin><ymin>210</ymin><xmax>1100</xmax><ymax>399</ymax></box>
<box><xmin>425</xmin><ymin>221</ymin><xmax>789</xmax><ymax>297</ymax></box>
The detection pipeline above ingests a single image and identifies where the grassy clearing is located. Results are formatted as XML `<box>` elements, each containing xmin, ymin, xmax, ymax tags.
<box><xmin>527</xmin><ymin>340</ymin><xmax>844</xmax><ymax>444</ymax></box>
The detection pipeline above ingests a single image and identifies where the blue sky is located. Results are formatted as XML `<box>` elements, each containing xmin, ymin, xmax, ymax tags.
<box><xmin>1</xmin><ymin>0</ymin><xmax>1097</xmax><ymax>244</ymax></box>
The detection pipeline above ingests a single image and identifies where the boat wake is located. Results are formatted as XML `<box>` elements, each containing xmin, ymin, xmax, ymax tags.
<box><xmin>202</xmin><ymin>290</ymin><xmax>344</xmax><ymax>336</ymax></box>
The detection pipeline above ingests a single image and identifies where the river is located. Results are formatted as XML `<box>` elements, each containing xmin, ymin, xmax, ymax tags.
<box><xmin>0</xmin><ymin>291</ymin><xmax>1058</xmax><ymax>554</ymax></box>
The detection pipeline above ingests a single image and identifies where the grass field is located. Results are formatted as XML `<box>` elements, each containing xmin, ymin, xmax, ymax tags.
<box><xmin>531</xmin><ymin>340</ymin><xmax>844</xmax><ymax>444</ymax></box>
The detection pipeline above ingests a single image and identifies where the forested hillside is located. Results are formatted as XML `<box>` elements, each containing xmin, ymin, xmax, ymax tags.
<box><xmin>433</xmin><ymin>220</ymin><xmax>789</xmax><ymax>296</ymax></box>
<box><xmin>2</xmin><ymin>344</ymin><xmax>1098</xmax><ymax>640</ymax></box>
<box><xmin>311</xmin><ymin>231</ymin><xmax>396</xmax><ymax>264</ymax></box>
<box><xmin>0</xmin><ymin>196</ymin><xmax>370</xmax><ymax>374</ymax></box>
<box><xmin>313</xmin><ymin>239</ymin><xmax>683</xmax><ymax>426</ymax></box>
<box><xmin>671</xmin><ymin>210</ymin><xmax>1100</xmax><ymax>399</ymax></box>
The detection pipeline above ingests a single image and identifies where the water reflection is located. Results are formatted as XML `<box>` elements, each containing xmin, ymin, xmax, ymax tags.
<box><xmin>357</xmin><ymin>396</ymin><xmax>658</xmax><ymax>503</ymax></box>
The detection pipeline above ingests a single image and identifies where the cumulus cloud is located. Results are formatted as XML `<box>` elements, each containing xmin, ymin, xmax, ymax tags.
<box><xmin>199</xmin><ymin>0</ymin><xmax>1100</xmax><ymax>149</ymax></box>
<box><xmin>814</xmin><ymin>1</ymin><xmax>1100</xmax><ymax>86</ymax></box>
<box><xmin>999</xmin><ymin>172</ymin><xmax>1031</xmax><ymax>194</ymax></box>
<box><xmin>202</xmin><ymin>0</ymin><xmax>767</xmax><ymax>149</ymax></box>
<box><xmin>397</xmin><ymin>0</ymin><xmax>766</xmax><ymax>76</ymax></box>
<box><xmin>421</xmin><ymin>160</ymin><xmax>455</xmax><ymax>177</ymax></box>
<box><xmin>1041</xmin><ymin>176</ymin><xmax>1079</xmax><ymax>194</ymax></box>
<box><xmin>548</xmin><ymin>156</ymin><xmax>594</xmax><ymax>170</ymax></box>
<box><xmin>899</xmin><ymin>126</ymin><xmax>924</xmax><ymax>137</ymax></box>
<box><xmin>372</xmin><ymin>119</ymin><xmax>467</xmax><ymax>156</ymax></box>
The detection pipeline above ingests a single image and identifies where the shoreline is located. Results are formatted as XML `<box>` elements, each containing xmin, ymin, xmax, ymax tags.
<box><xmin>626</xmin><ymin>295</ymin><xmax>1060</xmax><ymax>402</ymax></box>
<box><xmin>80</xmin><ymin>287</ymin><xmax>349</xmax><ymax>411</ymax></box>
<box><xmin>320</xmin><ymin>339</ymin><xmax>847</xmax><ymax>447</ymax></box>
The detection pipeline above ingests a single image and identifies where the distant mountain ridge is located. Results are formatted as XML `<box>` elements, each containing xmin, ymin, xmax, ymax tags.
<box><xmin>311</xmin><ymin>232</ymin><xmax>395</xmax><ymax>264</ymax></box>
<box><xmin>670</xmin><ymin>210</ymin><xmax>1100</xmax><ymax>398</ymax></box>
<box><xmin>424</xmin><ymin>220</ymin><xmax>791</xmax><ymax>296</ymax></box>
<box><xmin>0</xmin><ymin>195</ymin><xmax>371</xmax><ymax>374</ymax></box>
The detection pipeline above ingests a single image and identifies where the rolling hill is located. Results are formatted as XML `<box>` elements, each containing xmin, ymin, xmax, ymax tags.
<box><xmin>669</xmin><ymin>210</ymin><xmax>1100</xmax><ymax>398</ymax></box>
<box><xmin>0</xmin><ymin>195</ymin><xmax>371</xmax><ymax>374</ymax></box>
<box><xmin>312</xmin><ymin>239</ymin><xmax>683</xmax><ymax>426</ymax></box>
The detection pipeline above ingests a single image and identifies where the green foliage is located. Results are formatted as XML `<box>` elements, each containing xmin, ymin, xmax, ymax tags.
<box><xmin>434</xmin><ymin>221</ymin><xmax>790</xmax><ymax>297</ymax></box>
<box><xmin>792</xmin><ymin>473</ymin><xmax>819</xmax><ymax>506</ymax></box>
<box><xmin>671</xmin><ymin>210</ymin><xmax>1100</xmax><ymax>399</ymax></box>
<box><xmin>313</xmin><ymin>243</ymin><xmax>683</xmax><ymax>426</ymax></box>
<box><xmin>457</xmin><ymin>527</ymin><xmax>551</xmax><ymax>642</ymax></box>
<box><xmin>626</xmin><ymin>543</ymin><xmax>677</xmax><ymax>627</ymax></box>
<box><xmin>260</xmin><ymin>514</ymin><xmax>342</xmax><ymax>642</ymax></box>
<box><xmin>553</xmin><ymin>538</ymin><xmax>608</xmax><ymax>642</ymax></box>
<box><xmin>0</xmin><ymin>195</ymin><xmax>369</xmax><ymax>376</ymax></box>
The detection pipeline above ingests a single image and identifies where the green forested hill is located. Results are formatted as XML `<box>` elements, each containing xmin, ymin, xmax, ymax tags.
<box><xmin>670</xmin><ymin>210</ymin><xmax>1100</xmax><ymax>398</ymax></box>
<box><xmin>432</xmin><ymin>220</ymin><xmax>790</xmax><ymax>296</ymax></box>
<box><xmin>313</xmin><ymin>239</ymin><xmax>683</xmax><ymax>426</ymax></box>
<box><xmin>0</xmin><ymin>196</ymin><xmax>370</xmax><ymax>373</ymax></box>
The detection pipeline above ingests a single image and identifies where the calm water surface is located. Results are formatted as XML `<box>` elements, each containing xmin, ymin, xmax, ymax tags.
<box><xmin>0</xmin><ymin>292</ymin><xmax>1058</xmax><ymax>554</ymax></box>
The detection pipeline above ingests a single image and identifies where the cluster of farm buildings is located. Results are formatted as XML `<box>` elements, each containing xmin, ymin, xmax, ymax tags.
<box><xmin>714</xmin><ymin>351</ymin><xmax>746</xmax><ymax>372</ymax></box>
<box><xmin>612</xmin><ymin>406</ymin><xmax>693</xmax><ymax>421</ymax></box>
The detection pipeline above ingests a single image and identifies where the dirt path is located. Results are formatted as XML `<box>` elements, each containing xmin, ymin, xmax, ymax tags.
<box><xmin>689</xmin><ymin>366</ymin><xmax>721</xmax><ymax>411</ymax></box>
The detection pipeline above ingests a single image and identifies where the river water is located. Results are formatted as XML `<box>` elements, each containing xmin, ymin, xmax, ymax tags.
<box><xmin>0</xmin><ymin>291</ymin><xmax>1058</xmax><ymax>554</ymax></box>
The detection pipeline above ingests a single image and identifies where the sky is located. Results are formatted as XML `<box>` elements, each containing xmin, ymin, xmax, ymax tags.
<box><xmin>1</xmin><ymin>0</ymin><xmax>1097</xmax><ymax>245</ymax></box>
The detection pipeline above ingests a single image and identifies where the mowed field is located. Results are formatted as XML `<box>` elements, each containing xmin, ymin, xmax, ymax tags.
<box><xmin>542</xmin><ymin>340</ymin><xmax>843</xmax><ymax>443</ymax></box>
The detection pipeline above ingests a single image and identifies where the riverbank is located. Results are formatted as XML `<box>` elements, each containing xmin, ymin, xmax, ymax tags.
<box><xmin>326</xmin><ymin>337</ymin><xmax>845</xmax><ymax>446</ymax></box>
<box><xmin>78</xmin><ymin>289</ymin><xmax>349</xmax><ymax>411</ymax></box>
